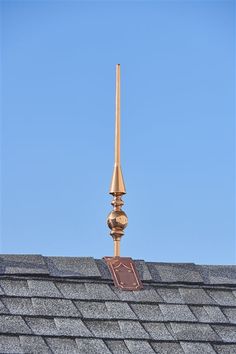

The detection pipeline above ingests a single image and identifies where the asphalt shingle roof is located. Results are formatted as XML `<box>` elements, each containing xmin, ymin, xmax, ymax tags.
<box><xmin>0</xmin><ymin>255</ymin><xmax>235</xmax><ymax>353</ymax></box>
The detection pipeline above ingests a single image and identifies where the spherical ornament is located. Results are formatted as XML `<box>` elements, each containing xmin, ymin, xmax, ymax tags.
<box><xmin>107</xmin><ymin>210</ymin><xmax>128</xmax><ymax>231</ymax></box>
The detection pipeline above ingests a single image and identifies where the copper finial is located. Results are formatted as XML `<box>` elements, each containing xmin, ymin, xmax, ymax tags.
<box><xmin>107</xmin><ymin>64</ymin><xmax>128</xmax><ymax>257</ymax></box>
<box><xmin>104</xmin><ymin>65</ymin><xmax>143</xmax><ymax>290</ymax></box>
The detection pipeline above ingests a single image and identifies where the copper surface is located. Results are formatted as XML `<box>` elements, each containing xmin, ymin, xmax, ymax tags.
<box><xmin>104</xmin><ymin>257</ymin><xmax>143</xmax><ymax>291</ymax></box>
<box><xmin>105</xmin><ymin>66</ymin><xmax>143</xmax><ymax>290</ymax></box>
<box><xmin>110</xmin><ymin>164</ymin><xmax>126</xmax><ymax>195</ymax></box>
<box><xmin>107</xmin><ymin>65</ymin><xmax>128</xmax><ymax>257</ymax></box>
<box><xmin>109</xmin><ymin>64</ymin><xmax>126</xmax><ymax>194</ymax></box>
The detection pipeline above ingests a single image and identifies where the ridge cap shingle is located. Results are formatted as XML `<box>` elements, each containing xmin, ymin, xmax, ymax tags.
<box><xmin>0</xmin><ymin>254</ymin><xmax>236</xmax><ymax>286</ymax></box>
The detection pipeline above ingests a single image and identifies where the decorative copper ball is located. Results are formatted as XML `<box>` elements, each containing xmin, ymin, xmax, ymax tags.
<box><xmin>107</xmin><ymin>210</ymin><xmax>128</xmax><ymax>231</ymax></box>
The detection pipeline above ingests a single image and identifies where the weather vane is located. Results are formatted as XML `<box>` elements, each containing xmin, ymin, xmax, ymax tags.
<box><xmin>104</xmin><ymin>65</ymin><xmax>143</xmax><ymax>291</ymax></box>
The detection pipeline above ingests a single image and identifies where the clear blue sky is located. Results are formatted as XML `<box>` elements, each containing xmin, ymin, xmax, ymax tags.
<box><xmin>1</xmin><ymin>0</ymin><xmax>235</xmax><ymax>264</ymax></box>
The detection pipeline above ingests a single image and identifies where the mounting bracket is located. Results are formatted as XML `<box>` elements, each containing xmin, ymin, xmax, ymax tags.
<box><xmin>104</xmin><ymin>256</ymin><xmax>143</xmax><ymax>291</ymax></box>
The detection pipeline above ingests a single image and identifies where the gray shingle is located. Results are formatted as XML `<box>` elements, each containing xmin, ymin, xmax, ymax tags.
<box><xmin>179</xmin><ymin>288</ymin><xmax>216</xmax><ymax>304</ymax></box>
<box><xmin>130</xmin><ymin>304</ymin><xmax>164</xmax><ymax>321</ymax></box>
<box><xmin>156</xmin><ymin>287</ymin><xmax>185</xmax><ymax>304</ymax></box>
<box><xmin>95</xmin><ymin>259</ymin><xmax>112</xmax><ymax>280</ymax></box>
<box><xmin>32</xmin><ymin>297</ymin><xmax>80</xmax><ymax>317</ymax></box>
<box><xmin>2</xmin><ymin>297</ymin><xmax>80</xmax><ymax>317</ymax></box>
<box><xmin>0</xmin><ymin>260</ymin><xmax>5</xmax><ymax>274</ymax></box>
<box><xmin>113</xmin><ymin>286</ymin><xmax>162</xmax><ymax>303</ymax></box>
<box><xmin>133</xmin><ymin>287</ymin><xmax>163</xmax><ymax>302</ymax></box>
<box><xmin>147</xmin><ymin>263</ymin><xmax>203</xmax><ymax>283</ymax></box>
<box><xmin>134</xmin><ymin>260</ymin><xmax>152</xmax><ymax>281</ymax></box>
<box><xmin>105</xmin><ymin>302</ymin><xmax>137</xmax><ymax>319</ymax></box>
<box><xmin>0</xmin><ymin>279</ymin><xmax>62</xmax><ymax>298</ymax></box>
<box><xmin>159</xmin><ymin>304</ymin><xmax>196</xmax><ymax>322</ymax></box>
<box><xmin>57</xmin><ymin>281</ymin><xmax>118</xmax><ymax>300</ymax></box>
<box><xmin>0</xmin><ymin>285</ymin><xmax>4</xmax><ymax>295</ymax></box>
<box><xmin>142</xmin><ymin>322</ymin><xmax>174</xmax><ymax>340</ymax></box>
<box><xmin>19</xmin><ymin>335</ymin><xmax>51</xmax><ymax>353</ymax></box>
<box><xmin>86</xmin><ymin>283</ymin><xmax>118</xmax><ymax>300</ymax></box>
<box><xmin>0</xmin><ymin>298</ymin><xmax>9</xmax><ymax>314</ymax></box>
<box><xmin>199</xmin><ymin>265</ymin><xmax>236</xmax><ymax>285</ymax></box>
<box><xmin>2</xmin><ymin>297</ymin><xmax>34</xmax><ymax>315</ymax></box>
<box><xmin>26</xmin><ymin>317</ymin><xmax>58</xmax><ymax>335</ymax></box>
<box><xmin>222</xmin><ymin>307</ymin><xmax>236</xmax><ymax>324</ymax></box>
<box><xmin>207</xmin><ymin>290</ymin><xmax>236</xmax><ymax>306</ymax></box>
<box><xmin>75</xmin><ymin>338</ymin><xmax>111</xmax><ymax>354</ymax></box>
<box><xmin>46</xmin><ymin>337</ymin><xmax>78</xmax><ymax>354</ymax></box>
<box><xmin>54</xmin><ymin>318</ymin><xmax>92</xmax><ymax>337</ymax></box>
<box><xmin>0</xmin><ymin>335</ymin><xmax>23</xmax><ymax>353</ymax></box>
<box><xmin>27</xmin><ymin>317</ymin><xmax>92</xmax><ymax>338</ymax></box>
<box><xmin>86</xmin><ymin>320</ymin><xmax>122</xmax><ymax>338</ymax></box>
<box><xmin>56</xmin><ymin>282</ymin><xmax>89</xmax><ymax>299</ymax></box>
<box><xmin>75</xmin><ymin>301</ymin><xmax>136</xmax><ymax>320</ymax></box>
<box><xmin>212</xmin><ymin>325</ymin><xmax>236</xmax><ymax>343</ymax></box>
<box><xmin>165</xmin><ymin>322</ymin><xmax>178</xmax><ymax>338</ymax></box>
<box><xmin>0</xmin><ymin>279</ymin><xmax>30</xmax><ymax>296</ymax></box>
<box><xmin>151</xmin><ymin>342</ymin><xmax>184</xmax><ymax>354</ymax></box>
<box><xmin>75</xmin><ymin>301</ymin><xmax>109</xmax><ymax>319</ymax></box>
<box><xmin>0</xmin><ymin>315</ymin><xmax>31</xmax><ymax>335</ymax></box>
<box><xmin>190</xmin><ymin>306</ymin><xmax>215</xmax><ymax>323</ymax></box>
<box><xmin>204</xmin><ymin>306</ymin><xmax>228</xmax><ymax>323</ymax></box>
<box><xmin>106</xmin><ymin>340</ymin><xmax>130</xmax><ymax>353</ymax></box>
<box><xmin>86</xmin><ymin>320</ymin><xmax>149</xmax><ymax>339</ymax></box>
<box><xmin>189</xmin><ymin>306</ymin><xmax>228</xmax><ymax>324</ymax></box>
<box><xmin>180</xmin><ymin>342</ymin><xmax>216</xmax><ymax>353</ymax></box>
<box><xmin>213</xmin><ymin>344</ymin><xmax>236</xmax><ymax>354</ymax></box>
<box><xmin>46</xmin><ymin>256</ymin><xmax>101</xmax><ymax>277</ymax></box>
<box><xmin>125</xmin><ymin>340</ymin><xmax>155</xmax><ymax>353</ymax></box>
<box><xmin>0</xmin><ymin>254</ymin><xmax>48</xmax><ymax>275</ymax></box>
<box><xmin>27</xmin><ymin>279</ymin><xmax>62</xmax><ymax>297</ymax></box>
<box><xmin>119</xmin><ymin>320</ymin><xmax>149</xmax><ymax>339</ymax></box>
<box><xmin>112</xmin><ymin>287</ymin><xmax>137</xmax><ymax>301</ymax></box>
<box><xmin>170</xmin><ymin>323</ymin><xmax>220</xmax><ymax>341</ymax></box>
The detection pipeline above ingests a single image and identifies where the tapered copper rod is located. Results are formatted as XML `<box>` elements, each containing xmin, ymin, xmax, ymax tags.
<box><xmin>109</xmin><ymin>64</ymin><xmax>126</xmax><ymax>195</ymax></box>
<box><xmin>107</xmin><ymin>64</ymin><xmax>128</xmax><ymax>257</ymax></box>
<box><xmin>115</xmin><ymin>64</ymin><xmax>121</xmax><ymax>165</ymax></box>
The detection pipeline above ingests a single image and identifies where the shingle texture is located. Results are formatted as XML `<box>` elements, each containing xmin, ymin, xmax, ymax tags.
<box><xmin>0</xmin><ymin>255</ymin><xmax>235</xmax><ymax>353</ymax></box>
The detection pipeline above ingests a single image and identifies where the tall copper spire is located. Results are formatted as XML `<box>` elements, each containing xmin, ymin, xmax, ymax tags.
<box><xmin>104</xmin><ymin>65</ymin><xmax>143</xmax><ymax>291</ymax></box>
<box><xmin>107</xmin><ymin>64</ymin><xmax>128</xmax><ymax>257</ymax></box>
<box><xmin>109</xmin><ymin>64</ymin><xmax>126</xmax><ymax>194</ymax></box>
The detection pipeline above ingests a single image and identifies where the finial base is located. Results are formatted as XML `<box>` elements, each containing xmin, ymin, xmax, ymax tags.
<box><xmin>103</xmin><ymin>257</ymin><xmax>143</xmax><ymax>291</ymax></box>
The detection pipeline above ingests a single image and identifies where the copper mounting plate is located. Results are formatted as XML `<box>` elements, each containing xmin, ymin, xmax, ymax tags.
<box><xmin>104</xmin><ymin>257</ymin><xmax>143</xmax><ymax>291</ymax></box>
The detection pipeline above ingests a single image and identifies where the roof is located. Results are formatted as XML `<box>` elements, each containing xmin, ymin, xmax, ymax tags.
<box><xmin>0</xmin><ymin>255</ymin><xmax>235</xmax><ymax>354</ymax></box>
